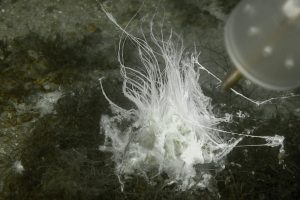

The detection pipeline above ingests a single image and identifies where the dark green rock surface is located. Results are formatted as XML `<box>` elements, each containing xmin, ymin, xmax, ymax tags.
<box><xmin>0</xmin><ymin>0</ymin><xmax>299</xmax><ymax>199</ymax></box>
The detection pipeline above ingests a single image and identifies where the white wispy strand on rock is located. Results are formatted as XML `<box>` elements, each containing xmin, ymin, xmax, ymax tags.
<box><xmin>99</xmin><ymin>6</ymin><xmax>285</xmax><ymax>191</ymax></box>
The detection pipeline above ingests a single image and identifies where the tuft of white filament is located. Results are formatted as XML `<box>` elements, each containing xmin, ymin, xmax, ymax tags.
<box><xmin>99</xmin><ymin>7</ymin><xmax>285</xmax><ymax>191</ymax></box>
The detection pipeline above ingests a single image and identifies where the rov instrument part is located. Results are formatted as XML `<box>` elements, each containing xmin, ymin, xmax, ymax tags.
<box><xmin>223</xmin><ymin>0</ymin><xmax>300</xmax><ymax>91</ymax></box>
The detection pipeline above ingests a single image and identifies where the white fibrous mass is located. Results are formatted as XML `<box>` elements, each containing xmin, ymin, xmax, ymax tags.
<box><xmin>99</xmin><ymin>9</ymin><xmax>285</xmax><ymax>191</ymax></box>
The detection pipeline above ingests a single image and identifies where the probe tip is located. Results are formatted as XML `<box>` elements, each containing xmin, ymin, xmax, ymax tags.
<box><xmin>222</xmin><ymin>69</ymin><xmax>242</xmax><ymax>91</ymax></box>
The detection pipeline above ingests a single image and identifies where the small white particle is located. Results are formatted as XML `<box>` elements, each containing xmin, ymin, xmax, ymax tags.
<box><xmin>284</xmin><ymin>58</ymin><xmax>295</xmax><ymax>69</ymax></box>
<box><xmin>13</xmin><ymin>160</ymin><xmax>24</xmax><ymax>174</ymax></box>
<box><xmin>282</xmin><ymin>0</ymin><xmax>300</xmax><ymax>19</ymax></box>
<box><xmin>248</xmin><ymin>26</ymin><xmax>260</xmax><ymax>36</ymax></box>
<box><xmin>43</xmin><ymin>84</ymin><xmax>51</xmax><ymax>90</ymax></box>
<box><xmin>263</xmin><ymin>46</ymin><xmax>273</xmax><ymax>56</ymax></box>
<box><xmin>224</xmin><ymin>113</ymin><xmax>233</xmax><ymax>122</ymax></box>
<box><xmin>236</xmin><ymin>110</ymin><xmax>246</xmax><ymax>118</ymax></box>
<box><xmin>243</xmin><ymin>4</ymin><xmax>256</xmax><ymax>15</ymax></box>
<box><xmin>36</xmin><ymin>91</ymin><xmax>62</xmax><ymax>115</ymax></box>
<box><xmin>294</xmin><ymin>107</ymin><xmax>300</xmax><ymax>117</ymax></box>
<box><xmin>245</xmin><ymin>80</ymin><xmax>252</xmax><ymax>85</ymax></box>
